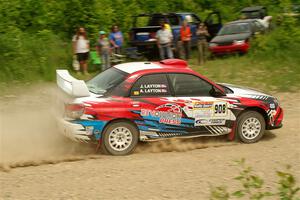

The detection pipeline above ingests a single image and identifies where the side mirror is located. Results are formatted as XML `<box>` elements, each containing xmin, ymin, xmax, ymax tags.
<box><xmin>210</xmin><ymin>86</ymin><xmax>225</xmax><ymax>97</ymax></box>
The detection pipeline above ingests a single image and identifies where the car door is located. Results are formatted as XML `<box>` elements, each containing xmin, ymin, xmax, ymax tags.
<box><xmin>253</xmin><ymin>20</ymin><xmax>266</xmax><ymax>34</ymax></box>
<box><xmin>130</xmin><ymin>73</ymin><xmax>187</xmax><ymax>140</ymax></box>
<box><xmin>204</xmin><ymin>11</ymin><xmax>222</xmax><ymax>40</ymax></box>
<box><xmin>167</xmin><ymin>73</ymin><xmax>236</xmax><ymax>136</ymax></box>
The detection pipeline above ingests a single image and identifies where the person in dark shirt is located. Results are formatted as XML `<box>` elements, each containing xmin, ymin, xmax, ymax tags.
<box><xmin>196</xmin><ymin>23</ymin><xmax>209</xmax><ymax>65</ymax></box>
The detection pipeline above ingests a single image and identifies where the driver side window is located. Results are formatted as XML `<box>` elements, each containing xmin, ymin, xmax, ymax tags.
<box><xmin>168</xmin><ymin>73</ymin><xmax>213</xmax><ymax>96</ymax></box>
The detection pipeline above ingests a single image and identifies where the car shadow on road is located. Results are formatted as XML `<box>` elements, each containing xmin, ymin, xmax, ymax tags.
<box><xmin>261</xmin><ymin>131</ymin><xmax>277</xmax><ymax>141</ymax></box>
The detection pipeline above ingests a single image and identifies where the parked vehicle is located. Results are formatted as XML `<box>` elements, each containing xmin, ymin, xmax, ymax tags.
<box><xmin>56</xmin><ymin>59</ymin><xmax>283</xmax><ymax>155</ymax></box>
<box><xmin>241</xmin><ymin>6</ymin><xmax>267</xmax><ymax>19</ymax></box>
<box><xmin>209</xmin><ymin>19</ymin><xmax>266</xmax><ymax>55</ymax></box>
<box><xmin>129</xmin><ymin>12</ymin><xmax>222</xmax><ymax>58</ymax></box>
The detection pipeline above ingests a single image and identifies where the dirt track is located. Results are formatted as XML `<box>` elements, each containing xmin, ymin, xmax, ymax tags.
<box><xmin>0</xmin><ymin>85</ymin><xmax>299</xmax><ymax>200</ymax></box>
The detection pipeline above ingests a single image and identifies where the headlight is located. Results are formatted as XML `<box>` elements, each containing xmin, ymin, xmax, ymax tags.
<box><xmin>233</xmin><ymin>40</ymin><xmax>245</xmax><ymax>45</ymax></box>
<box><xmin>273</xmin><ymin>97</ymin><xmax>280</xmax><ymax>107</ymax></box>
<box><xmin>209</xmin><ymin>43</ymin><xmax>218</xmax><ymax>47</ymax></box>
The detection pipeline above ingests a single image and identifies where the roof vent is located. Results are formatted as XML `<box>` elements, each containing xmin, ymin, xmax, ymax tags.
<box><xmin>160</xmin><ymin>59</ymin><xmax>188</xmax><ymax>68</ymax></box>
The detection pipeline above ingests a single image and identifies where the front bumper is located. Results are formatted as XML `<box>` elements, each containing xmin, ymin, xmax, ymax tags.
<box><xmin>57</xmin><ymin>118</ymin><xmax>92</xmax><ymax>143</ymax></box>
<box><xmin>267</xmin><ymin>107</ymin><xmax>284</xmax><ymax>130</ymax></box>
<box><xmin>209</xmin><ymin>43</ymin><xmax>249</xmax><ymax>54</ymax></box>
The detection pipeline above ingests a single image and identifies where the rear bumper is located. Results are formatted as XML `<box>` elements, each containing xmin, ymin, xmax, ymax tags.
<box><xmin>129</xmin><ymin>41</ymin><xmax>157</xmax><ymax>47</ymax></box>
<box><xmin>209</xmin><ymin>43</ymin><xmax>249</xmax><ymax>54</ymax></box>
<box><xmin>57</xmin><ymin>118</ymin><xmax>92</xmax><ymax>143</ymax></box>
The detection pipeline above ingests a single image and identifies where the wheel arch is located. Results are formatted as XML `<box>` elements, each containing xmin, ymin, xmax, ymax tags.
<box><xmin>241</xmin><ymin>107</ymin><xmax>268</xmax><ymax>125</ymax></box>
<box><xmin>101</xmin><ymin>118</ymin><xmax>140</xmax><ymax>138</ymax></box>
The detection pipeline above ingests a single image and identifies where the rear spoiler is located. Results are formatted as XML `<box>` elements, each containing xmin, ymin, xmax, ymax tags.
<box><xmin>56</xmin><ymin>70</ymin><xmax>90</xmax><ymax>97</ymax></box>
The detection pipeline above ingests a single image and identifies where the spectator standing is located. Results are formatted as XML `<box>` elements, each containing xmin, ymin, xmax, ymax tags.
<box><xmin>72</xmin><ymin>27</ymin><xmax>90</xmax><ymax>74</ymax></box>
<box><xmin>109</xmin><ymin>25</ymin><xmax>124</xmax><ymax>54</ymax></box>
<box><xmin>180</xmin><ymin>20</ymin><xmax>192</xmax><ymax>60</ymax></box>
<box><xmin>196</xmin><ymin>23</ymin><xmax>209</xmax><ymax>65</ymax></box>
<box><xmin>97</xmin><ymin>31</ymin><xmax>111</xmax><ymax>71</ymax></box>
<box><xmin>164</xmin><ymin>20</ymin><xmax>171</xmax><ymax>31</ymax></box>
<box><xmin>156</xmin><ymin>22</ymin><xmax>174</xmax><ymax>60</ymax></box>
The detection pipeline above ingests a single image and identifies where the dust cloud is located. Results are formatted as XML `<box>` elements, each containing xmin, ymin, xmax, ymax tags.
<box><xmin>0</xmin><ymin>84</ymin><xmax>96</xmax><ymax>171</ymax></box>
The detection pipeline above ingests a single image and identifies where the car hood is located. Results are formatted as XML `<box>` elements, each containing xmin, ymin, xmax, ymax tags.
<box><xmin>211</xmin><ymin>32</ymin><xmax>251</xmax><ymax>43</ymax></box>
<box><xmin>220</xmin><ymin>83</ymin><xmax>273</xmax><ymax>99</ymax></box>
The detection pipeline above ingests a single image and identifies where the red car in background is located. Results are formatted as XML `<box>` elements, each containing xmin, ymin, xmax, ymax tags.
<box><xmin>209</xmin><ymin>19</ymin><xmax>267</xmax><ymax>55</ymax></box>
<box><xmin>56</xmin><ymin>59</ymin><xmax>283</xmax><ymax>155</ymax></box>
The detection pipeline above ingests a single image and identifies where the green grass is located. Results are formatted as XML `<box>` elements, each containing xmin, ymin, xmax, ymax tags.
<box><xmin>1</xmin><ymin>51</ymin><xmax>299</xmax><ymax>96</ymax></box>
<box><xmin>188</xmin><ymin>50</ymin><xmax>300</xmax><ymax>93</ymax></box>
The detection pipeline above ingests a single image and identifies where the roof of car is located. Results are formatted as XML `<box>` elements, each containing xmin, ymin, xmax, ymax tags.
<box><xmin>114</xmin><ymin>59</ymin><xmax>189</xmax><ymax>74</ymax></box>
<box><xmin>241</xmin><ymin>6</ymin><xmax>266</xmax><ymax>12</ymax></box>
<box><xmin>227</xmin><ymin>19</ymin><xmax>257</xmax><ymax>25</ymax></box>
<box><xmin>135</xmin><ymin>13</ymin><xmax>187</xmax><ymax>17</ymax></box>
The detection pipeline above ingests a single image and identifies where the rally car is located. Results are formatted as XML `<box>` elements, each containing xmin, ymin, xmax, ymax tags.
<box><xmin>56</xmin><ymin>59</ymin><xmax>283</xmax><ymax>155</ymax></box>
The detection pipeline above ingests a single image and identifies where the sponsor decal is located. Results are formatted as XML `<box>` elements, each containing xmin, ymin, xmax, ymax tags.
<box><xmin>139</xmin><ymin>84</ymin><xmax>168</xmax><ymax>94</ymax></box>
<box><xmin>191</xmin><ymin>101</ymin><xmax>214</xmax><ymax>118</ymax></box>
<box><xmin>141</xmin><ymin>104</ymin><xmax>182</xmax><ymax>125</ymax></box>
<box><xmin>195</xmin><ymin>118</ymin><xmax>226</xmax><ymax>126</ymax></box>
<box><xmin>140</xmin><ymin>84</ymin><xmax>167</xmax><ymax>89</ymax></box>
<box><xmin>193</xmin><ymin>101</ymin><xmax>213</xmax><ymax>109</ymax></box>
<box><xmin>133</xmin><ymin>91</ymin><xmax>140</xmax><ymax>96</ymax></box>
<box><xmin>194</xmin><ymin>110</ymin><xmax>212</xmax><ymax>118</ymax></box>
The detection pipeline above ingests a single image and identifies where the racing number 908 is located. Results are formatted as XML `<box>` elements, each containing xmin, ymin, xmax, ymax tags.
<box><xmin>215</xmin><ymin>104</ymin><xmax>226</xmax><ymax>114</ymax></box>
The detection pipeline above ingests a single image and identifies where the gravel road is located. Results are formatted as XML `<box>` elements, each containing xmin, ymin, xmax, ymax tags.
<box><xmin>0</xmin><ymin>85</ymin><xmax>299</xmax><ymax>200</ymax></box>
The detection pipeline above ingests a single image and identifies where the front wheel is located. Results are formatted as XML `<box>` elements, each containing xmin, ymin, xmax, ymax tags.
<box><xmin>236</xmin><ymin>111</ymin><xmax>265</xmax><ymax>143</ymax></box>
<box><xmin>101</xmin><ymin>121</ymin><xmax>139</xmax><ymax>155</ymax></box>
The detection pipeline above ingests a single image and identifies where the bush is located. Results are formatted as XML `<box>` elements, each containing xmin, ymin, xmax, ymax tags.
<box><xmin>210</xmin><ymin>159</ymin><xmax>300</xmax><ymax>200</ymax></box>
<box><xmin>0</xmin><ymin>29</ymin><xmax>71</xmax><ymax>81</ymax></box>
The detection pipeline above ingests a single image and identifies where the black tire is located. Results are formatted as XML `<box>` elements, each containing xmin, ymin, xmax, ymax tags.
<box><xmin>100</xmin><ymin>121</ymin><xmax>139</xmax><ymax>155</ymax></box>
<box><xmin>236</xmin><ymin>111</ymin><xmax>265</xmax><ymax>143</ymax></box>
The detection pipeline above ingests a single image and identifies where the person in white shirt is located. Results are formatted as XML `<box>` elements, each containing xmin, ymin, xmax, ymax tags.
<box><xmin>72</xmin><ymin>27</ymin><xmax>90</xmax><ymax>74</ymax></box>
<box><xmin>156</xmin><ymin>22</ymin><xmax>174</xmax><ymax>60</ymax></box>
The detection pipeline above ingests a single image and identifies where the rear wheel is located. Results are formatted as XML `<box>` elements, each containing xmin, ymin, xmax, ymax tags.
<box><xmin>236</xmin><ymin>111</ymin><xmax>265</xmax><ymax>143</ymax></box>
<box><xmin>101</xmin><ymin>121</ymin><xmax>139</xmax><ymax>155</ymax></box>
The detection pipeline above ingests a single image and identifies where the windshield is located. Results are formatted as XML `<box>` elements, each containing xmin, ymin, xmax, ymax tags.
<box><xmin>243</xmin><ymin>11</ymin><xmax>262</xmax><ymax>19</ymax></box>
<box><xmin>218</xmin><ymin>23</ymin><xmax>251</xmax><ymax>35</ymax></box>
<box><xmin>86</xmin><ymin>68</ymin><xmax>127</xmax><ymax>95</ymax></box>
<box><xmin>134</xmin><ymin>15</ymin><xmax>180</xmax><ymax>27</ymax></box>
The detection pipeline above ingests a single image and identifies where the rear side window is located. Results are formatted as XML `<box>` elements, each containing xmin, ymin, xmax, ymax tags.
<box><xmin>148</xmin><ymin>16</ymin><xmax>165</xmax><ymax>26</ymax></box>
<box><xmin>131</xmin><ymin>74</ymin><xmax>171</xmax><ymax>97</ymax></box>
<box><xmin>254</xmin><ymin>21</ymin><xmax>265</xmax><ymax>32</ymax></box>
<box><xmin>167</xmin><ymin>16</ymin><xmax>180</xmax><ymax>25</ymax></box>
<box><xmin>148</xmin><ymin>15</ymin><xmax>180</xmax><ymax>26</ymax></box>
<box><xmin>168</xmin><ymin>73</ymin><xmax>213</xmax><ymax>96</ymax></box>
